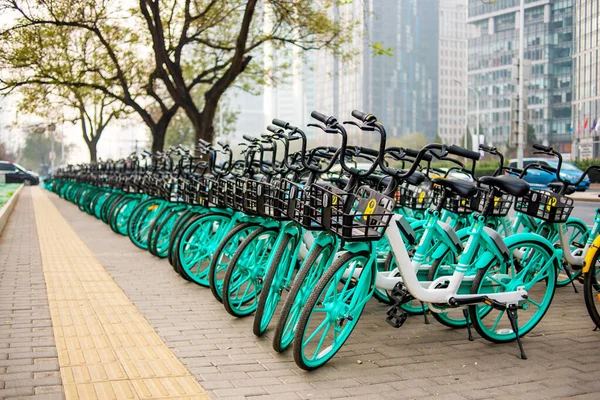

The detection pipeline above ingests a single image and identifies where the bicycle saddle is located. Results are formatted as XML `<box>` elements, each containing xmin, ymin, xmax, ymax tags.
<box><xmin>432</xmin><ymin>178</ymin><xmax>478</xmax><ymax>198</ymax></box>
<box><xmin>479</xmin><ymin>175</ymin><xmax>530</xmax><ymax>197</ymax></box>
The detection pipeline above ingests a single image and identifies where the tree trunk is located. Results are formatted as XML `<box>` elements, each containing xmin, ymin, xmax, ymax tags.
<box><xmin>193</xmin><ymin>98</ymin><xmax>218</xmax><ymax>146</ymax></box>
<box><xmin>150</xmin><ymin>106</ymin><xmax>178</xmax><ymax>153</ymax></box>
<box><xmin>88</xmin><ymin>140</ymin><xmax>98</xmax><ymax>162</ymax></box>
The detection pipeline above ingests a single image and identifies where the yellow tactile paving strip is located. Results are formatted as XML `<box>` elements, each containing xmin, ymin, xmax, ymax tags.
<box><xmin>32</xmin><ymin>188</ymin><xmax>209</xmax><ymax>400</ymax></box>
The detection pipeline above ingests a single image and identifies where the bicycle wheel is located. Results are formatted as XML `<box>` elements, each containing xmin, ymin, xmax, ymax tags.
<box><xmin>555</xmin><ymin>219</ymin><xmax>588</xmax><ymax>287</ymax></box>
<box><xmin>151</xmin><ymin>208</ymin><xmax>184</xmax><ymax>258</ymax></box>
<box><xmin>209</xmin><ymin>222</ymin><xmax>258</xmax><ymax>302</ymax></box>
<box><xmin>583</xmin><ymin>247</ymin><xmax>600</xmax><ymax>329</ymax></box>
<box><xmin>253</xmin><ymin>233</ymin><xmax>299</xmax><ymax>336</ymax></box>
<box><xmin>178</xmin><ymin>213</ymin><xmax>231</xmax><ymax>286</ymax></box>
<box><xmin>469</xmin><ymin>234</ymin><xmax>557</xmax><ymax>343</ymax></box>
<box><xmin>168</xmin><ymin>210</ymin><xmax>198</xmax><ymax>267</ymax></box>
<box><xmin>222</xmin><ymin>227</ymin><xmax>278</xmax><ymax>317</ymax></box>
<box><xmin>273</xmin><ymin>242</ymin><xmax>334</xmax><ymax>353</ymax></box>
<box><xmin>293</xmin><ymin>251</ymin><xmax>372</xmax><ymax>371</ymax></box>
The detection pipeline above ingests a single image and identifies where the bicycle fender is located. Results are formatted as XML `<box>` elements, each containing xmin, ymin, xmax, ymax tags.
<box><xmin>583</xmin><ymin>235</ymin><xmax>600</xmax><ymax>273</ymax></box>
<box><xmin>482</xmin><ymin>226</ymin><xmax>510</xmax><ymax>261</ymax></box>
<box><xmin>435</xmin><ymin>221</ymin><xmax>463</xmax><ymax>254</ymax></box>
<box><xmin>343</xmin><ymin>241</ymin><xmax>371</xmax><ymax>254</ymax></box>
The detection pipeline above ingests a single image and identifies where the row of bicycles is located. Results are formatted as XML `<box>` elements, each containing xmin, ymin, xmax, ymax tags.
<box><xmin>45</xmin><ymin>110</ymin><xmax>600</xmax><ymax>370</ymax></box>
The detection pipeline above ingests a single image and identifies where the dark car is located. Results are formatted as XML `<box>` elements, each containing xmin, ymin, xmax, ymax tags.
<box><xmin>0</xmin><ymin>161</ymin><xmax>40</xmax><ymax>185</ymax></box>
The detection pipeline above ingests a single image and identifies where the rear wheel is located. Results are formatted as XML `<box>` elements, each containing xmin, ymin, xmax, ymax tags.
<box><xmin>469</xmin><ymin>235</ymin><xmax>557</xmax><ymax>343</ymax></box>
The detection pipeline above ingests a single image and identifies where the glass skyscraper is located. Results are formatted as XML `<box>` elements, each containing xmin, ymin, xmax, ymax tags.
<box><xmin>468</xmin><ymin>0</ymin><xmax>573</xmax><ymax>153</ymax></box>
<box><xmin>572</xmin><ymin>0</ymin><xmax>600</xmax><ymax>159</ymax></box>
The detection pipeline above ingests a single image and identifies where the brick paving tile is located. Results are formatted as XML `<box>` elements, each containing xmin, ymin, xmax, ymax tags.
<box><xmin>0</xmin><ymin>189</ymin><xmax>63</xmax><ymax>399</ymax></box>
<box><xmin>30</xmin><ymin>190</ymin><xmax>600</xmax><ymax>399</ymax></box>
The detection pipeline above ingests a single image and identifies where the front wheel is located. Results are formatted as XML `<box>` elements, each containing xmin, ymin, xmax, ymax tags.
<box><xmin>222</xmin><ymin>227</ymin><xmax>279</xmax><ymax>317</ymax></box>
<box><xmin>293</xmin><ymin>251</ymin><xmax>372</xmax><ymax>371</ymax></box>
<box><xmin>469</xmin><ymin>235</ymin><xmax>557</xmax><ymax>343</ymax></box>
<box><xmin>272</xmin><ymin>243</ymin><xmax>334</xmax><ymax>353</ymax></box>
<box><xmin>583</xmin><ymin>247</ymin><xmax>600</xmax><ymax>329</ymax></box>
<box><xmin>253</xmin><ymin>233</ymin><xmax>299</xmax><ymax>337</ymax></box>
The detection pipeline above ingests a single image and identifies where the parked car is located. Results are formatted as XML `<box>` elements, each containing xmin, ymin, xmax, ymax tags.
<box><xmin>508</xmin><ymin>158</ymin><xmax>589</xmax><ymax>191</ymax></box>
<box><xmin>0</xmin><ymin>161</ymin><xmax>40</xmax><ymax>185</ymax></box>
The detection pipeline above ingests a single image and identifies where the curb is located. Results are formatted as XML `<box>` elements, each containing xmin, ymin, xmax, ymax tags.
<box><xmin>568</xmin><ymin>193</ymin><xmax>600</xmax><ymax>202</ymax></box>
<box><xmin>0</xmin><ymin>184</ymin><xmax>24</xmax><ymax>235</ymax></box>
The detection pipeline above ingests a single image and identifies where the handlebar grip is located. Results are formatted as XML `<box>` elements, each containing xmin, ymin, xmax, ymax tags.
<box><xmin>351</xmin><ymin>109</ymin><xmax>368</xmax><ymax>121</ymax></box>
<box><xmin>217</xmin><ymin>140</ymin><xmax>227</xmax><ymax>148</ymax></box>
<box><xmin>266</xmin><ymin>125</ymin><xmax>280</xmax><ymax>133</ymax></box>
<box><xmin>448</xmin><ymin>145</ymin><xmax>481</xmax><ymax>161</ymax></box>
<box><xmin>357</xmin><ymin>147</ymin><xmax>379</xmax><ymax>157</ymax></box>
<box><xmin>311</xmin><ymin>110</ymin><xmax>329</xmax><ymax>124</ymax></box>
<box><xmin>272</xmin><ymin>118</ymin><xmax>288</xmax><ymax>128</ymax></box>
<box><xmin>242</xmin><ymin>134</ymin><xmax>254</xmax><ymax>142</ymax></box>
<box><xmin>403</xmin><ymin>148</ymin><xmax>433</xmax><ymax>162</ymax></box>
<box><xmin>198</xmin><ymin>139</ymin><xmax>210</xmax><ymax>146</ymax></box>
<box><xmin>533</xmin><ymin>144</ymin><xmax>553</xmax><ymax>152</ymax></box>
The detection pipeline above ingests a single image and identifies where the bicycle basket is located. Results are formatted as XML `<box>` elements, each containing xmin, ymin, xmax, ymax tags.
<box><xmin>514</xmin><ymin>190</ymin><xmax>573</xmax><ymax>223</ymax></box>
<box><xmin>432</xmin><ymin>184</ymin><xmax>483</xmax><ymax>214</ymax></box>
<box><xmin>324</xmin><ymin>185</ymin><xmax>395</xmax><ymax>242</ymax></box>
<box><xmin>208</xmin><ymin>177</ymin><xmax>229</xmax><ymax>208</ymax></box>
<box><xmin>258</xmin><ymin>179</ymin><xmax>292</xmax><ymax>221</ymax></box>
<box><xmin>289</xmin><ymin>182</ymin><xmax>345</xmax><ymax>230</ymax></box>
<box><xmin>242</xmin><ymin>179</ymin><xmax>261</xmax><ymax>216</ymax></box>
<box><xmin>395</xmin><ymin>182</ymin><xmax>434</xmax><ymax>210</ymax></box>
<box><xmin>473</xmin><ymin>186</ymin><xmax>514</xmax><ymax>217</ymax></box>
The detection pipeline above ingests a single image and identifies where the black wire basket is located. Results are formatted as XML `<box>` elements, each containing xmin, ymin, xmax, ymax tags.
<box><xmin>514</xmin><ymin>190</ymin><xmax>573</xmax><ymax>222</ymax></box>
<box><xmin>242</xmin><ymin>179</ymin><xmax>261</xmax><ymax>216</ymax></box>
<box><xmin>208</xmin><ymin>177</ymin><xmax>229</xmax><ymax>208</ymax></box>
<box><xmin>257</xmin><ymin>179</ymin><xmax>291</xmax><ymax>221</ymax></box>
<box><xmin>395</xmin><ymin>182</ymin><xmax>434</xmax><ymax>210</ymax></box>
<box><xmin>473</xmin><ymin>186</ymin><xmax>514</xmax><ymax>217</ymax></box>
<box><xmin>288</xmin><ymin>182</ymin><xmax>345</xmax><ymax>230</ymax></box>
<box><xmin>431</xmin><ymin>184</ymin><xmax>484</xmax><ymax>214</ymax></box>
<box><xmin>323</xmin><ymin>185</ymin><xmax>395</xmax><ymax>242</ymax></box>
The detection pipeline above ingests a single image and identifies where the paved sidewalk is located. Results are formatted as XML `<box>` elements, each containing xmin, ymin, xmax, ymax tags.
<box><xmin>49</xmin><ymin>190</ymin><xmax>600</xmax><ymax>399</ymax></box>
<box><xmin>3</xmin><ymin>187</ymin><xmax>600</xmax><ymax>399</ymax></box>
<box><xmin>0</xmin><ymin>188</ymin><xmax>63</xmax><ymax>399</ymax></box>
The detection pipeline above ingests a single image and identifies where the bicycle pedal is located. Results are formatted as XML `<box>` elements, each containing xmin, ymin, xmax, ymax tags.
<box><xmin>386</xmin><ymin>306</ymin><xmax>408</xmax><ymax>328</ymax></box>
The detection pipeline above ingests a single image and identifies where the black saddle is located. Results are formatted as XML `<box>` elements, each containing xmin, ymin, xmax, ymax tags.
<box><xmin>479</xmin><ymin>175</ymin><xmax>530</xmax><ymax>197</ymax></box>
<box><xmin>432</xmin><ymin>178</ymin><xmax>478</xmax><ymax>198</ymax></box>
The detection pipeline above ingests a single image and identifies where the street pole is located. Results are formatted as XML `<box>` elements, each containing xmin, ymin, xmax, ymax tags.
<box><xmin>517</xmin><ymin>0</ymin><xmax>525</xmax><ymax>168</ymax></box>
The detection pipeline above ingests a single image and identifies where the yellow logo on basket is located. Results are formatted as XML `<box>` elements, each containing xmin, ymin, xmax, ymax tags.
<box><xmin>546</xmin><ymin>197</ymin><xmax>557</xmax><ymax>211</ymax></box>
<box><xmin>363</xmin><ymin>198</ymin><xmax>377</xmax><ymax>220</ymax></box>
<box><xmin>494</xmin><ymin>196</ymin><xmax>500</xmax><ymax>207</ymax></box>
<box><xmin>418</xmin><ymin>191</ymin><xmax>426</xmax><ymax>203</ymax></box>
<box><xmin>332</xmin><ymin>195</ymin><xmax>338</xmax><ymax>205</ymax></box>
<box><xmin>148</xmin><ymin>204</ymin><xmax>159</xmax><ymax>211</ymax></box>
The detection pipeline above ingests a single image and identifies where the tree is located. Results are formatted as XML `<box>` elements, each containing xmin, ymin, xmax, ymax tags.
<box><xmin>18</xmin><ymin>81</ymin><xmax>128</xmax><ymax>162</ymax></box>
<box><xmin>0</xmin><ymin>0</ymin><xmax>179</xmax><ymax>152</ymax></box>
<box><xmin>434</xmin><ymin>132</ymin><xmax>443</xmax><ymax>144</ymax></box>
<box><xmin>0</xmin><ymin>0</ymin><xmax>353</xmax><ymax>152</ymax></box>
<box><xmin>18</xmin><ymin>124</ymin><xmax>72</xmax><ymax>172</ymax></box>
<box><xmin>137</xmin><ymin>0</ymin><xmax>354</xmax><ymax>146</ymax></box>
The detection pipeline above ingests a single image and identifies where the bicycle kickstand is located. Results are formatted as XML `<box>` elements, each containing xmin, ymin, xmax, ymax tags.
<box><xmin>462</xmin><ymin>308</ymin><xmax>473</xmax><ymax>341</ymax></box>
<box><xmin>506</xmin><ymin>306</ymin><xmax>527</xmax><ymax>360</ymax></box>
<box><xmin>420</xmin><ymin>301</ymin><xmax>430</xmax><ymax>325</ymax></box>
<box><xmin>561</xmin><ymin>263</ymin><xmax>578</xmax><ymax>294</ymax></box>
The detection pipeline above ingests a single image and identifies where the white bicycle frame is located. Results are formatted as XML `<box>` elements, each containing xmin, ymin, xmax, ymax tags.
<box><xmin>378</xmin><ymin>214</ymin><xmax>528</xmax><ymax>306</ymax></box>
